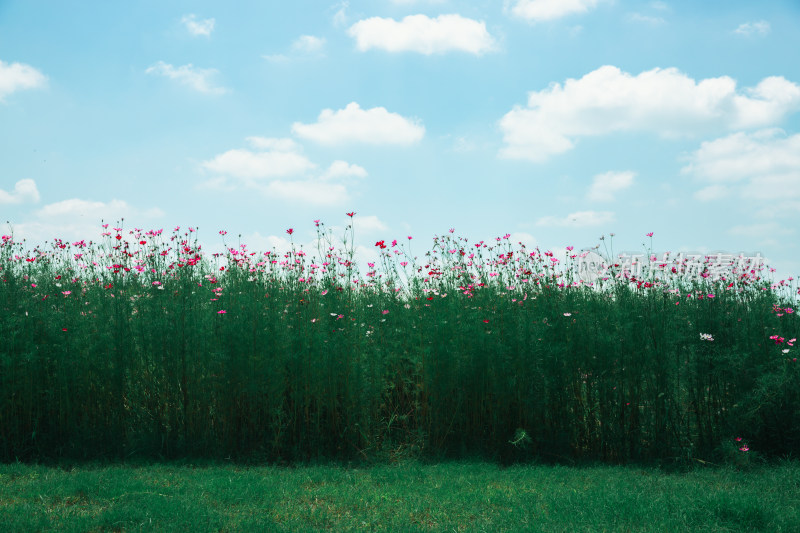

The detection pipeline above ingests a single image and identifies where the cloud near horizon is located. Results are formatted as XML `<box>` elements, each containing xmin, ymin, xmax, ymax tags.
<box><xmin>0</xmin><ymin>179</ymin><xmax>40</xmax><ymax>204</ymax></box>
<box><xmin>200</xmin><ymin>137</ymin><xmax>368</xmax><ymax>206</ymax></box>
<box><xmin>499</xmin><ymin>65</ymin><xmax>800</xmax><ymax>162</ymax></box>
<box><xmin>682</xmin><ymin>128</ymin><xmax>800</xmax><ymax>203</ymax></box>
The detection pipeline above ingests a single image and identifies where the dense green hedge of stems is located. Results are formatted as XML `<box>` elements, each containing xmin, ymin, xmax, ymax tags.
<box><xmin>1</xmin><ymin>224</ymin><xmax>798</xmax><ymax>465</ymax></box>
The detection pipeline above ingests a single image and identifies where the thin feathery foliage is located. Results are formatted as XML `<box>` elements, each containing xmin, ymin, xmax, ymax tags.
<box><xmin>0</xmin><ymin>222</ymin><xmax>798</xmax><ymax>465</ymax></box>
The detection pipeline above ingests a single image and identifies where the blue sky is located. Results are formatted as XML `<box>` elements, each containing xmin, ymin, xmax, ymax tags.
<box><xmin>2</xmin><ymin>0</ymin><xmax>799</xmax><ymax>284</ymax></box>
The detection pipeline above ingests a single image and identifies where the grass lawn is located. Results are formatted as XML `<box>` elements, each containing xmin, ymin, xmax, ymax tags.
<box><xmin>1</xmin><ymin>459</ymin><xmax>798</xmax><ymax>532</ymax></box>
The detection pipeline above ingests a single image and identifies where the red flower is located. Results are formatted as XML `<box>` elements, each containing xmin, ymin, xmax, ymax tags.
<box><xmin>346</xmin><ymin>212</ymin><xmax>355</xmax><ymax>217</ymax></box>
<box><xmin>286</xmin><ymin>228</ymin><xmax>294</xmax><ymax>235</ymax></box>
<box><xmin>375</xmin><ymin>240</ymin><xmax>386</xmax><ymax>249</ymax></box>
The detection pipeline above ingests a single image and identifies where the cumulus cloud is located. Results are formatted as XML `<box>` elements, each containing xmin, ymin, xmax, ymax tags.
<box><xmin>351</xmin><ymin>214</ymin><xmax>388</xmax><ymax>233</ymax></box>
<box><xmin>264</xmin><ymin>35</ymin><xmax>327</xmax><ymax>62</ymax></box>
<box><xmin>181</xmin><ymin>14</ymin><xmax>215</xmax><ymax>37</ymax></box>
<box><xmin>682</xmin><ymin>129</ymin><xmax>800</xmax><ymax>201</ymax></box>
<box><xmin>292</xmin><ymin>102</ymin><xmax>425</xmax><ymax>145</ymax></box>
<box><xmin>202</xmin><ymin>148</ymin><xmax>316</xmax><ymax>181</ymax></box>
<box><xmin>535</xmin><ymin>210</ymin><xmax>615</xmax><ymax>227</ymax></box>
<box><xmin>145</xmin><ymin>61</ymin><xmax>227</xmax><ymax>94</ymax></box>
<box><xmin>264</xmin><ymin>180</ymin><xmax>348</xmax><ymax>206</ymax></box>
<box><xmin>245</xmin><ymin>136</ymin><xmax>300</xmax><ymax>152</ymax></box>
<box><xmin>499</xmin><ymin>65</ymin><xmax>800</xmax><ymax>162</ymax></box>
<box><xmin>11</xmin><ymin>198</ymin><xmax>164</xmax><ymax>244</ymax></box>
<box><xmin>321</xmin><ymin>160</ymin><xmax>368</xmax><ymax>180</ymax></box>
<box><xmin>291</xmin><ymin>35</ymin><xmax>326</xmax><ymax>54</ymax></box>
<box><xmin>201</xmin><ymin>137</ymin><xmax>368</xmax><ymax>206</ymax></box>
<box><xmin>587</xmin><ymin>171</ymin><xmax>635</xmax><ymax>202</ymax></box>
<box><xmin>0</xmin><ymin>179</ymin><xmax>40</xmax><ymax>204</ymax></box>
<box><xmin>692</xmin><ymin>185</ymin><xmax>730</xmax><ymax>202</ymax></box>
<box><xmin>734</xmin><ymin>20</ymin><xmax>770</xmax><ymax>37</ymax></box>
<box><xmin>509</xmin><ymin>232</ymin><xmax>537</xmax><ymax>249</ymax></box>
<box><xmin>0</xmin><ymin>60</ymin><xmax>47</xmax><ymax>102</ymax></box>
<box><xmin>507</xmin><ymin>0</ymin><xmax>600</xmax><ymax>22</ymax></box>
<box><xmin>347</xmin><ymin>14</ymin><xmax>496</xmax><ymax>55</ymax></box>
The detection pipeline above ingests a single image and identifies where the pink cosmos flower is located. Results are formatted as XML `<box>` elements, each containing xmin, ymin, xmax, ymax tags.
<box><xmin>217</xmin><ymin>310</ymin><xmax>226</xmax><ymax>314</ymax></box>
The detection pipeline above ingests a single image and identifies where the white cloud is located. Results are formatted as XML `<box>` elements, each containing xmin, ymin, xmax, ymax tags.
<box><xmin>145</xmin><ymin>61</ymin><xmax>227</xmax><ymax>94</ymax></box>
<box><xmin>682</xmin><ymin>129</ymin><xmax>800</xmax><ymax>201</ymax></box>
<box><xmin>263</xmin><ymin>35</ymin><xmax>326</xmax><ymax>62</ymax></box>
<box><xmin>201</xmin><ymin>138</ymin><xmax>366</xmax><ymax>206</ymax></box>
<box><xmin>13</xmin><ymin>198</ymin><xmax>164</xmax><ymax>244</ymax></box>
<box><xmin>734</xmin><ymin>20</ymin><xmax>770</xmax><ymax>37</ymax></box>
<box><xmin>332</xmin><ymin>1</ymin><xmax>349</xmax><ymax>28</ymax></box>
<box><xmin>202</xmin><ymin>148</ymin><xmax>316</xmax><ymax>180</ymax></box>
<box><xmin>499</xmin><ymin>65</ymin><xmax>800</xmax><ymax>162</ymax></box>
<box><xmin>0</xmin><ymin>60</ymin><xmax>47</xmax><ymax>102</ymax></box>
<box><xmin>535</xmin><ymin>210</ymin><xmax>615</xmax><ymax>227</ymax></box>
<box><xmin>264</xmin><ymin>180</ymin><xmax>348</xmax><ymax>206</ymax></box>
<box><xmin>291</xmin><ymin>35</ymin><xmax>326</xmax><ymax>54</ymax></box>
<box><xmin>181</xmin><ymin>14</ymin><xmax>215</xmax><ymax>37</ymax></box>
<box><xmin>728</xmin><ymin>222</ymin><xmax>794</xmax><ymax>249</ymax></box>
<box><xmin>292</xmin><ymin>102</ymin><xmax>425</xmax><ymax>145</ymax></box>
<box><xmin>352</xmin><ymin>214</ymin><xmax>388</xmax><ymax>233</ymax></box>
<box><xmin>262</xmin><ymin>54</ymin><xmax>290</xmax><ymax>63</ymax></box>
<box><xmin>507</xmin><ymin>0</ymin><xmax>600</xmax><ymax>22</ymax></box>
<box><xmin>245</xmin><ymin>136</ymin><xmax>300</xmax><ymax>152</ymax></box>
<box><xmin>347</xmin><ymin>14</ymin><xmax>496</xmax><ymax>55</ymax></box>
<box><xmin>587</xmin><ymin>171</ymin><xmax>635</xmax><ymax>202</ymax></box>
<box><xmin>0</xmin><ymin>179</ymin><xmax>40</xmax><ymax>204</ymax></box>
<box><xmin>692</xmin><ymin>185</ymin><xmax>730</xmax><ymax>202</ymax></box>
<box><xmin>321</xmin><ymin>160</ymin><xmax>368</xmax><ymax>180</ymax></box>
<box><xmin>508</xmin><ymin>231</ymin><xmax>537</xmax><ymax>249</ymax></box>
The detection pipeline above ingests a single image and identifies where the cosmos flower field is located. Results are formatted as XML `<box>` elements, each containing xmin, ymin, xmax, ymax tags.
<box><xmin>1</xmin><ymin>217</ymin><xmax>798</xmax><ymax>465</ymax></box>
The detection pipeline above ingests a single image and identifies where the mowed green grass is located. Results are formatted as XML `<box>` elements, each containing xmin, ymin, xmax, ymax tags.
<box><xmin>1</xmin><ymin>460</ymin><xmax>798</xmax><ymax>532</ymax></box>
